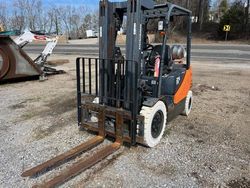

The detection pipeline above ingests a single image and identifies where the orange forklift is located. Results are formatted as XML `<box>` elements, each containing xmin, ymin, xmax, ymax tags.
<box><xmin>76</xmin><ymin>0</ymin><xmax>193</xmax><ymax>147</ymax></box>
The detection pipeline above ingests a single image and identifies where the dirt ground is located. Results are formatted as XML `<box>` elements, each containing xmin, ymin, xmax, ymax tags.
<box><xmin>0</xmin><ymin>54</ymin><xmax>249</xmax><ymax>188</ymax></box>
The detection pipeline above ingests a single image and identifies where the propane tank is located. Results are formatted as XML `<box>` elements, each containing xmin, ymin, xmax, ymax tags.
<box><xmin>171</xmin><ymin>45</ymin><xmax>186</xmax><ymax>60</ymax></box>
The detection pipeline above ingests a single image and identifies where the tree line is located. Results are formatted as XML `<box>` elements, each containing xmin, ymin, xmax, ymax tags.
<box><xmin>218</xmin><ymin>0</ymin><xmax>249</xmax><ymax>39</ymax></box>
<box><xmin>155</xmin><ymin>0</ymin><xmax>249</xmax><ymax>40</ymax></box>
<box><xmin>0</xmin><ymin>0</ymin><xmax>249</xmax><ymax>40</ymax></box>
<box><xmin>0</xmin><ymin>0</ymin><xmax>98</xmax><ymax>39</ymax></box>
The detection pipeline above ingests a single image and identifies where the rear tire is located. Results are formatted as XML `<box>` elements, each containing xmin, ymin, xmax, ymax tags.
<box><xmin>0</xmin><ymin>48</ymin><xmax>10</xmax><ymax>79</ymax></box>
<box><xmin>182</xmin><ymin>90</ymin><xmax>193</xmax><ymax>116</ymax></box>
<box><xmin>140</xmin><ymin>101</ymin><xmax>167</xmax><ymax>148</ymax></box>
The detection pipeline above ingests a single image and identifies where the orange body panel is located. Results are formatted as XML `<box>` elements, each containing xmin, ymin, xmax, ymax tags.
<box><xmin>174</xmin><ymin>67</ymin><xmax>192</xmax><ymax>104</ymax></box>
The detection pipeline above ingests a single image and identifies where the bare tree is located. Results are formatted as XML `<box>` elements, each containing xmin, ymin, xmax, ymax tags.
<box><xmin>13</xmin><ymin>0</ymin><xmax>42</xmax><ymax>30</ymax></box>
<box><xmin>0</xmin><ymin>1</ymin><xmax>8</xmax><ymax>29</ymax></box>
<box><xmin>45</xmin><ymin>7</ymin><xmax>62</xmax><ymax>34</ymax></box>
<box><xmin>3</xmin><ymin>0</ymin><xmax>93</xmax><ymax>38</ymax></box>
<box><xmin>59</xmin><ymin>5</ymin><xmax>73</xmax><ymax>38</ymax></box>
<box><xmin>9</xmin><ymin>10</ymin><xmax>25</xmax><ymax>31</ymax></box>
<box><xmin>59</xmin><ymin>5</ymin><xmax>88</xmax><ymax>39</ymax></box>
<box><xmin>54</xmin><ymin>8</ymin><xmax>62</xmax><ymax>35</ymax></box>
<box><xmin>92</xmin><ymin>10</ymin><xmax>99</xmax><ymax>31</ymax></box>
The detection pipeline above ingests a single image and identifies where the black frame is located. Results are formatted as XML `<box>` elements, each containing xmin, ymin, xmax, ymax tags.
<box><xmin>140</xmin><ymin>3</ymin><xmax>192</xmax><ymax>98</ymax></box>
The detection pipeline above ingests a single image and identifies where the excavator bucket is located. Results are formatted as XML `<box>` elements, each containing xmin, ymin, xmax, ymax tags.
<box><xmin>0</xmin><ymin>35</ymin><xmax>42</xmax><ymax>83</ymax></box>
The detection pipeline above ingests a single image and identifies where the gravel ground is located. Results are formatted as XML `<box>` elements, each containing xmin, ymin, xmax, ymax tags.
<box><xmin>0</xmin><ymin>54</ymin><xmax>249</xmax><ymax>188</ymax></box>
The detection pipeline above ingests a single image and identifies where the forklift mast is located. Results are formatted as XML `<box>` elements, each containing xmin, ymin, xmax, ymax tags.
<box><xmin>98</xmin><ymin>0</ymin><xmax>156</xmax><ymax>143</ymax></box>
<box><xmin>99</xmin><ymin>0</ymin><xmax>154</xmax><ymax>112</ymax></box>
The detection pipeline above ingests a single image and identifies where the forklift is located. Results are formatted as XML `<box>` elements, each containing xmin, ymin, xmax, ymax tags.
<box><xmin>22</xmin><ymin>0</ymin><xmax>193</xmax><ymax>186</ymax></box>
<box><xmin>77</xmin><ymin>0</ymin><xmax>193</xmax><ymax>147</ymax></box>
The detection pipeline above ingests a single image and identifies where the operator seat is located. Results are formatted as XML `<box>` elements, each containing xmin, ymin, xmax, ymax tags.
<box><xmin>147</xmin><ymin>45</ymin><xmax>171</xmax><ymax>75</ymax></box>
<box><xmin>149</xmin><ymin>45</ymin><xmax>171</xmax><ymax>65</ymax></box>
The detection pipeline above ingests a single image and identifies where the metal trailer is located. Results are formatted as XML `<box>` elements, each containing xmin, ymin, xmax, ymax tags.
<box><xmin>21</xmin><ymin>1</ymin><xmax>193</xmax><ymax>187</ymax></box>
<box><xmin>0</xmin><ymin>30</ymin><xmax>63</xmax><ymax>83</ymax></box>
<box><xmin>0</xmin><ymin>35</ymin><xmax>42</xmax><ymax>82</ymax></box>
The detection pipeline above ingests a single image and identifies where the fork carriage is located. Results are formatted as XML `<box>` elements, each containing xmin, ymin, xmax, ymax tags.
<box><xmin>76</xmin><ymin>58</ymin><xmax>145</xmax><ymax>145</ymax></box>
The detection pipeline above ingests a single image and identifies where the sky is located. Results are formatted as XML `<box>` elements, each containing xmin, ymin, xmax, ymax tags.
<box><xmin>42</xmin><ymin>0</ymin><xmax>130</xmax><ymax>10</ymax></box>
<box><xmin>43</xmin><ymin>0</ymin><xmax>217</xmax><ymax>8</ymax></box>
<box><xmin>5</xmin><ymin>0</ymin><xmax>218</xmax><ymax>10</ymax></box>
<box><xmin>43</xmin><ymin>0</ymin><xmax>100</xmax><ymax>9</ymax></box>
<box><xmin>43</xmin><ymin>0</ymin><xmax>124</xmax><ymax>8</ymax></box>
<box><xmin>44</xmin><ymin>0</ymin><xmax>99</xmax><ymax>5</ymax></box>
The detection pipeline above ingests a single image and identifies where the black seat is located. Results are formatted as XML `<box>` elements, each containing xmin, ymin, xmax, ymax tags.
<box><xmin>146</xmin><ymin>45</ymin><xmax>172</xmax><ymax>75</ymax></box>
<box><xmin>149</xmin><ymin>45</ymin><xmax>170</xmax><ymax>66</ymax></box>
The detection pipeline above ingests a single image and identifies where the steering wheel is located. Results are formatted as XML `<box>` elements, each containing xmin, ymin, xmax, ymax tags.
<box><xmin>145</xmin><ymin>44</ymin><xmax>154</xmax><ymax>50</ymax></box>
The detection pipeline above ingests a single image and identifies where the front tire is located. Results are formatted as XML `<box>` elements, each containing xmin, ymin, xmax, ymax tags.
<box><xmin>140</xmin><ymin>101</ymin><xmax>167</xmax><ymax>148</ymax></box>
<box><xmin>182</xmin><ymin>90</ymin><xmax>193</xmax><ymax>116</ymax></box>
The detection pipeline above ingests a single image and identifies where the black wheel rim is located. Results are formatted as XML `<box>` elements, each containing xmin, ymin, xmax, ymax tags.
<box><xmin>151</xmin><ymin>110</ymin><xmax>164</xmax><ymax>138</ymax></box>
